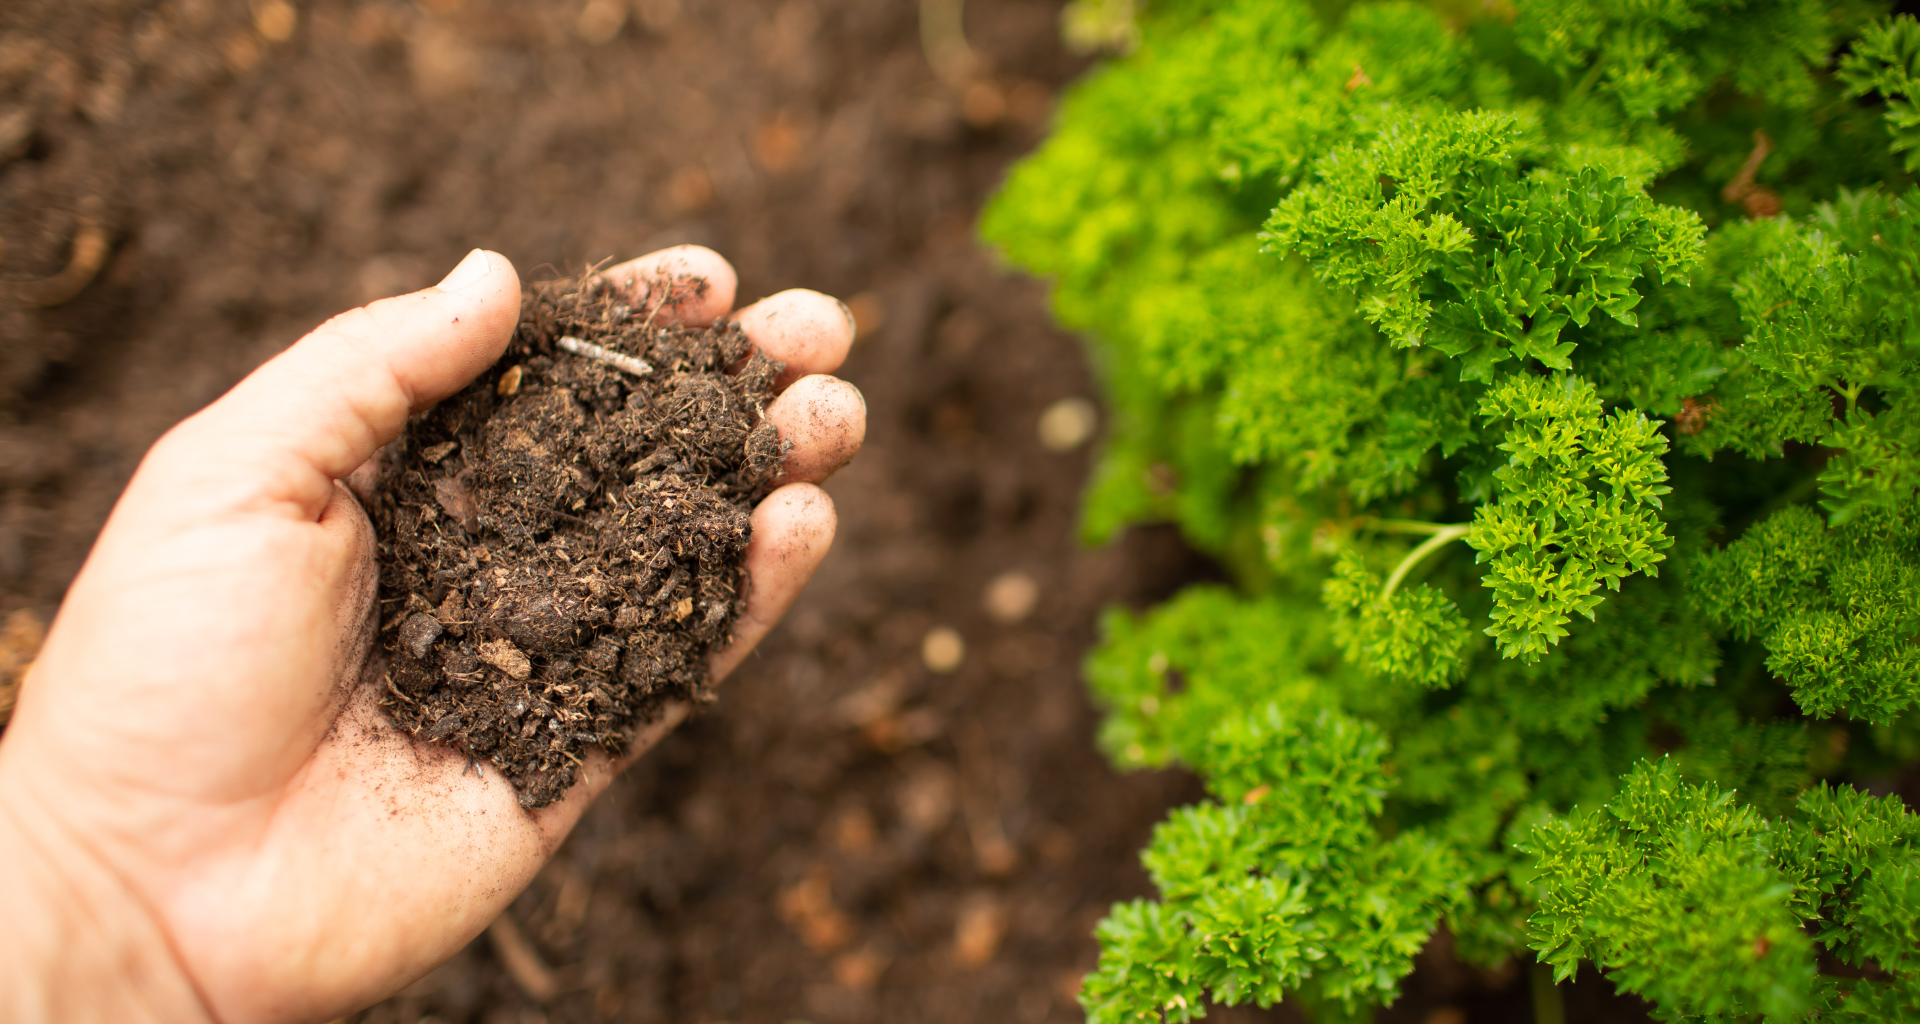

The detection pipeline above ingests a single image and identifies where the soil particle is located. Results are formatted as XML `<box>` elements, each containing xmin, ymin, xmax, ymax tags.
<box><xmin>371</xmin><ymin>273</ymin><xmax>787</xmax><ymax>810</ymax></box>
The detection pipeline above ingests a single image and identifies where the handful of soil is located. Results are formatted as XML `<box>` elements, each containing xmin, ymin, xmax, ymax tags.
<box><xmin>369</xmin><ymin>273</ymin><xmax>787</xmax><ymax>809</ymax></box>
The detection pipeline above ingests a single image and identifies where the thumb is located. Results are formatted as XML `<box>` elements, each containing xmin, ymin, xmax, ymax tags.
<box><xmin>143</xmin><ymin>249</ymin><xmax>520</xmax><ymax>525</ymax></box>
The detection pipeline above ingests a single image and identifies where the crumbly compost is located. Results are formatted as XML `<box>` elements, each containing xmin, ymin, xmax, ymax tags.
<box><xmin>370</xmin><ymin>274</ymin><xmax>787</xmax><ymax>809</ymax></box>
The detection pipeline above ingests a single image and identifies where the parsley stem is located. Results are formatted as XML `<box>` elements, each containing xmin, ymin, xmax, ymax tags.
<box><xmin>1567</xmin><ymin>57</ymin><xmax>1607</xmax><ymax>105</ymax></box>
<box><xmin>1378</xmin><ymin>523</ymin><xmax>1472</xmax><ymax>604</ymax></box>
<box><xmin>1531</xmin><ymin>962</ymin><xmax>1567</xmax><ymax>1024</ymax></box>
<box><xmin>1367</xmin><ymin>517</ymin><xmax>1472</xmax><ymax>536</ymax></box>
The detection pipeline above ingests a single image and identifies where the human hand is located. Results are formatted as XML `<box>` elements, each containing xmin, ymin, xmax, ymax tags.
<box><xmin>0</xmin><ymin>246</ymin><xmax>864</xmax><ymax>1023</ymax></box>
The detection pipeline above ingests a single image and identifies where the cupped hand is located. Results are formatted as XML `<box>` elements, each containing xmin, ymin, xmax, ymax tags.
<box><xmin>0</xmin><ymin>246</ymin><xmax>864</xmax><ymax>1024</ymax></box>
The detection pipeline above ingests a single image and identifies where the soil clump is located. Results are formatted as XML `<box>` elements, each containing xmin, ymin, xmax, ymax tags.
<box><xmin>371</xmin><ymin>274</ymin><xmax>786</xmax><ymax>809</ymax></box>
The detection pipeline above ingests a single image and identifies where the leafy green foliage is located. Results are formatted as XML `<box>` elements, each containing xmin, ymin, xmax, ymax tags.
<box><xmin>1840</xmin><ymin>15</ymin><xmax>1920</xmax><ymax>172</ymax></box>
<box><xmin>1711</xmin><ymin>189</ymin><xmax>1920</xmax><ymax>521</ymax></box>
<box><xmin>1062</xmin><ymin>0</ymin><xmax>1144</xmax><ymax>54</ymax></box>
<box><xmin>1084</xmin><ymin>705</ymin><xmax>1463</xmax><ymax>1022</ymax></box>
<box><xmin>1265</xmin><ymin>116</ymin><xmax>1705</xmax><ymax>380</ymax></box>
<box><xmin>985</xmin><ymin>0</ymin><xmax>1920</xmax><ymax>1018</ymax></box>
<box><xmin>1469</xmin><ymin>373</ymin><xmax>1674</xmax><ymax>658</ymax></box>
<box><xmin>1323</xmin><ymin>551</ymin><xmax>1470</xmax><ymax>687</ymax></box>
<box><xmin>1528</xmin><ymin>762</ymin><xmax>1920</xmax><ymax>1018</ymax></box>
<box><xmin>1084</xmin><ymin>586</ymin><xmax>1333</xmax><ymax>771</ymax></box>
<box><xmin>1516</xmin><ymin>0</ymin><xmax>1837</xmax><ymax>119</ymax></box>
<box><xmin>1695</xmin><ymin>499</ymin><xmax>1920</xmax><ymax>723</ymax></box>
<box><xmin>1792</xmin><ymin>785</ymin><xmax>1920</xmax><ymax>1015</ymax></box>
<box><xmin>1526</xmin><ymin>758</ymin><xmax>1816</xmax><ymax>1018</ymax></box>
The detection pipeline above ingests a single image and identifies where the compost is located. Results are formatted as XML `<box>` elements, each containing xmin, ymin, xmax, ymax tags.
<box><xmin>372</xmin><ymin>274</ymin><xmax>787</xmax><ymax>809</ymax></box>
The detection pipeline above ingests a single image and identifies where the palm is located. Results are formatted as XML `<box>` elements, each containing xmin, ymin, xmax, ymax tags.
<box><xmin>0</xmin><ymin>247</ymin><xmax>861</xmax><ymax>1023</ymax></box>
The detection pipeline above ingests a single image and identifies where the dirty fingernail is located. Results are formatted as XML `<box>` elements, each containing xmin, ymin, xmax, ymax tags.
<box><xmin>437</xmin><ymin>249</ymin><xmax>492</xmax><ymax>291</ymax></box>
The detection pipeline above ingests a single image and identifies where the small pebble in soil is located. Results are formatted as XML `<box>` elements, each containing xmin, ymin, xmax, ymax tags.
<box><xmin>896</xmin><ymin>761</ymin><xmax>956</xmax><ymax>835</ymax></box>
<box><xmin>253</xmin><ymin>0</ymin><xmax>297</xmax><ymax>41</ymax></box>
<box><xmin>982</xmin><ymin>570</ymin><xmax>1038</xmax><ymax>624</ymax></box>
<box><xmin>921</xmin><ymin>625</ymin><xmax>966</xmax><ymax>674</ymax></box>
<box><xmin>832</xmin><ymin>806</ymin><xmax>877</xmax><ymax>853</ymax></box>
<box><xmin>952</xmin><ymin>893</ymin><xmax>1008</xmax><ymax>967</ymax></box>
<box><xmin>832</xmin><ymin>946</ymin><xmax>890</xmax><ymax>991</ymax></box>
<box><xmin>574</xmin><ymin>0</ymin><xmax>626</xmax><ymax>44</ymax></box>
<box><xmin>1037</xmin><ymin>395</ymin><xmax>1097</xmax><ymax>452</ymax></box>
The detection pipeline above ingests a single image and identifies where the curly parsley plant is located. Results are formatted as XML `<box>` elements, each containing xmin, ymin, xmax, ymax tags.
<box><xmin>988</xmin><ymin>1</ymin><xmax>1920</xmax><ymax>1019</ymax></box>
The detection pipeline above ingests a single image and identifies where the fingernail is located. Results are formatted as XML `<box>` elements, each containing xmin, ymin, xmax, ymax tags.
<box><xmin>436</xmin><ymin>249</ymin><xmax>492</xmax><ymax>291</ymax></box>
<box><xmin>835</xmin><ymin>297</ymin><xmax>856</xmax><ymax>339</ymax></box>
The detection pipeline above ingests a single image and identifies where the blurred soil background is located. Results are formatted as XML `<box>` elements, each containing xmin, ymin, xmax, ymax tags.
<box><xmin>0</xmin><ymin>1</ymin><xmax>1650</xmax><ymax>1022</ymax></box>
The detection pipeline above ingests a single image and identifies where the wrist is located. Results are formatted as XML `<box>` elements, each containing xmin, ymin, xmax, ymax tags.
<box><xmin>0</xmin><ymin>765</ymin><xmax>213</xmax><ymax>1024</ymax></box>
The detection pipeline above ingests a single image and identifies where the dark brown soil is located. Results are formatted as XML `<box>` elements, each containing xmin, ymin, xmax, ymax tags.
<box><xmin>0</xmin><ymin>1</ymin><xmax>1655</xmax><ymax>1022</ymax></box>
<box><xmin>374</xmin><ymin>273</ymin><xmax>786</xmax><ymax>809</ymax></box>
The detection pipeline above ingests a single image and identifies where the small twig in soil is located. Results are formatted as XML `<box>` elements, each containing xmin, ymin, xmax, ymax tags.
<box><xmin>637</xmin><ymin>275</ymin><xmax>675</xmax><ymax>331</ymax></box>
<box><xmin>556</xmin><ymin>335</ymin><xmax>653</xmax><ymax>377</ymax></box>
<box><xmin>383</xmin><ymin>672</ymin><xmax>416</xmax><ymax>706</ymax></box>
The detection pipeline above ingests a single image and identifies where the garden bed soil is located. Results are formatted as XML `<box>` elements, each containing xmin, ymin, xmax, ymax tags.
<box><xmin>1</xmin><ymin>0</ymin><xmax>1653</xmax><ymax>1021</ymax></box>
<box><xmin>375</xmin><ymin>274</ymin><xmax>784</xmax><ymax>808</ymax></box>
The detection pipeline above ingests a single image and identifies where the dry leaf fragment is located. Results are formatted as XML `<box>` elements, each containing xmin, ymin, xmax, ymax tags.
<box><xmin>479</xmin><ymin>638</ymin><xmax>533</xmax><ymax>680</ymax></box>
<box><xmin>433</xmin><ymin>474</ymin><xmax>480</xmax><ymax>532</ymax></box>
